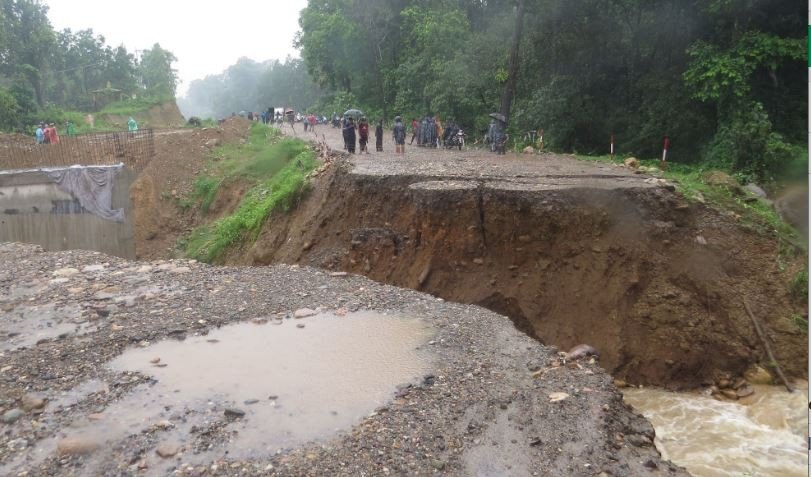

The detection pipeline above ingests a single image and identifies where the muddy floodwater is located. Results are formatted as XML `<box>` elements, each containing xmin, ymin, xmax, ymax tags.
<box><xmin>5</xmin><ymin>311</ymin><xmax>434</xmax><ymax>473</ymax></box>
<box><xmin>108</xmin><ymin>311</ymin><xmax>434</xmax><ymax>457</ymax></box>
<box><xmin>623</xmin><ymin>385</ymin><xmax>808</xmax><ymax>477</ymax></box>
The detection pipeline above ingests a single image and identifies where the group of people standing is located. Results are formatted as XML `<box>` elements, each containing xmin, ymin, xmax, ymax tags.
<box><xmin>342</xmin><ymin>116</ymin><xmax>406</xmax><ymax>154</ymax></box>
<box><xmin>409</xmin><ymin>116</ymin><xmax>444</xmax><ymax>148</ymax></box>
<box><xmin>35</xmin><ymin>122</ymin><xmax>61</xmax><ymax>145</ymax></box>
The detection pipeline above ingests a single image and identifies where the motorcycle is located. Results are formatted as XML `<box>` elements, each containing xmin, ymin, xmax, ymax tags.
<box><xmin>445</xmin><ymin>128</ymin><xmax>465</xmax><ymax>150</ymax></box>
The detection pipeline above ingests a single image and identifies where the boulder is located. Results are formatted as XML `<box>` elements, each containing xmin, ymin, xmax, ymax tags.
<box><xmin>624</xmin><ymin>157</ymin><xmax>640</xmax><ymax>169</ymax></box>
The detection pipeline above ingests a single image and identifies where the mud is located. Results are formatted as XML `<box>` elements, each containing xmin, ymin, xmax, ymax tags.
<box><xmin>239</xmin><ymin>124</ymin><xmax>807</xmax><ymax>389</ymax></box>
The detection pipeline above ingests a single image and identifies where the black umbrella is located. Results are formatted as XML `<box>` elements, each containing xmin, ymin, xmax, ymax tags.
<box><xmin>343</xmin><ymin>109</ymin><xmax>364</xmax><ymax>120</ymax></box>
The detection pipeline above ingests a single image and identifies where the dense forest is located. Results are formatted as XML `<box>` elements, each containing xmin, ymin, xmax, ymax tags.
<box><xmin>0</xmin><ymin>0</ymin><xmax>178</xmax><ymax>130</ymax></box>
<box><xmin>293</xmin><ymin>0</ymin><xmax>807</xmax><ymax>179</ymax></box>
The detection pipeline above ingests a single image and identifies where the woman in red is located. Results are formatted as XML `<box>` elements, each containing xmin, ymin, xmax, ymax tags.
<box><xmin>357</xmin><ymin>117</ymin><xmax>370</xmax><ymax>154</ymax></box>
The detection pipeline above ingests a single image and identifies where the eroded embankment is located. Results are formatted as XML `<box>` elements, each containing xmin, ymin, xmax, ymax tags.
<box><xmin>238</xmin><ymin>157</ymin><xmax>806</xmax><ymax>389</ymax></box>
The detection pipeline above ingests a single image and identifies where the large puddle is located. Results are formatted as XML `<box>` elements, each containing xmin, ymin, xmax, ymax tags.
<box><xmin>25</xmin><ymin>311</ymin><xmax>434</xmax><ymax>470</ymax></box>
<box><xmin>623</xmin><ymin>385</ymin><xmax>808</xmax><ymax>477</ymax></box>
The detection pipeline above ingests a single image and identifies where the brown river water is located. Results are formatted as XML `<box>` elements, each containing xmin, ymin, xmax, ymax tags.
<box><xmin>623</xmin><ymin>385</ymin><xmax>808</xmax><ymax>477</ymax></box>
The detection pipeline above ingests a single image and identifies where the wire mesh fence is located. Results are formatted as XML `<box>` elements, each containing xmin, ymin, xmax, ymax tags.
<box><xmin>0</xmin><ymin>129</ymin><xmax>155</xmax><ymax>174</ymax></box>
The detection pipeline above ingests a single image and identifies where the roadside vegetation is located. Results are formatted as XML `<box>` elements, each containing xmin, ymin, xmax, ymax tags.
<box><xmin>575</xmin><ymin>151</ymin><xmax>807</xmax><ymax>248</ymax></box>
<box><xmin>180</xmin><ymin>124</ymin><xmax>318</xmax><ymax>263</ymax></box>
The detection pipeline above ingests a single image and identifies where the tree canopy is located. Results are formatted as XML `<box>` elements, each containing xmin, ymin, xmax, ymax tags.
<box><xmin>295</xmin><ymin>0</ymin><xmax>806</xmax><ymax>179</ymax></box>
<box><xmin>0</xmin><ymin>0</ymin><xmax>178</xmax><ymax>130</ymax></box>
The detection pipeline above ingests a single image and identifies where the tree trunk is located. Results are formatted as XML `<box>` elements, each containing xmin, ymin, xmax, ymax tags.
<box><xmin>499</xmin><ymin>0</ymin><xmax>526</xmax><ymax>126</ymax></box>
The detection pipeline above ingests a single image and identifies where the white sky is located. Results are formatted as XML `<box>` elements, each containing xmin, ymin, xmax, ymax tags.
<box><xmin>44</xmin><ymin>0</ymin><xmax>308</xmax><ymax>96</ymax></box>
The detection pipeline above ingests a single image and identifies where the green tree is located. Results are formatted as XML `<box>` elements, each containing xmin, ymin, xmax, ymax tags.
<box><xmin>138</xmin><ymin>43</ymin><xmax>178</xmax><ymax>98</ymax></box>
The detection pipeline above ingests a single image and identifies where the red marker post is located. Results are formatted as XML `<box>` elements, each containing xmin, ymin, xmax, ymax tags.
<box><xmin>660</xmin><ymin>136</ymin><xmax>670</xmax><ymax>170</ymax></box>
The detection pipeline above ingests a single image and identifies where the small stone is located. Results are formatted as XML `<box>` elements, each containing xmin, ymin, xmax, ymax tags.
<box><xmin>2</xmin><ymin>408</ymin><xmax>24</xmax><ymax>424</ymax></box>
<box><xmin>720</xmin><ymin>389</ymin><xmax>739</xmax><ymax>400</ymax></box>
<box><xmin>53</xmin><ymin>268</ymin><xmax>80</xmax><ymax>277</ymax></box>
<box><xmin>251</xmin><ymin>318</ymin><xmax>268</xmax><ymax>325</ymax></box>
<box><xmin>224</xmin><ymin>408</ymin><xmax>245</xmax><ymax>418</ymax></box>
<box><xmin>155</xmin><ymin>420</ymin><xmax>173</xmax><ymax>429</ymax></box>
<box><xmin>432</xmin><ymin>460</ymin><xmax>446</xmax><ymax>471</ymax></box>
<box><xmin>57</xmin><ymin>437</ymin><xmax>100</xmax><ymax>455</ymax></box>
<box><xmin>294</xmin><ymin>308</ymin><xmax>317</xmax><ymax>319</ymax></box>
<box><xmin>329</xmin><ymin>272</ymin><xmax>348</xmax><ymax>277</ymax></box>
<box><xmin>548</xmin><ymin>392</ymin><xmax>570</xmax><ymax>402</ymax></box>
<box><xmin>21</xmin><ymin>394</ymin><xmax>46</xmax><ymax>412</ymax></box>
<box><xmin>613</xmin><ymin>379</ymin><xmax>628</xmax><ymax>388</ymax></box>
<box><xmin>150</xmin><ymin>358</ymin><xmax>161</xmax><ymax>364</ymax></box>
<box><xmin>155</xmin><ymin>443</ymin><xmax>180</xmax><ymax>458</ymax></box>
<box><xmin>473</xmin><ymin>258</ymin><xmax>484</xmax><ymax>265</ymax></box>
<box><xmin>87</xmin><ymin>413</ymin><xmax>104</xmax><ymax>421</ymax></box>
<box><xmin>244</xmin><ymin>399</ymin><xmax>259</xmax><ymax>405</ymax></box>
<box><xmin>8</xmin><ymin>438</ymin><xmax>28</xmax><ymax>451</ymax></box>
<box><xmin>81</xmin><ymin>264</ymin><xmax>106</xmax><ymax>273</ymax></box>
<box><xmin>717</xmin><ymin>379</ymin><xmax>731</xmax><ymax>389</ymax></box>
<box><xmin>736</xmin><ymin>385</ymin><xmax>755</xmax><ymax>398</ymax></box>
<box><xmin>296</xmin><ymin>323</ymin><xmax>306</xmax><ymax>329</ymax></box>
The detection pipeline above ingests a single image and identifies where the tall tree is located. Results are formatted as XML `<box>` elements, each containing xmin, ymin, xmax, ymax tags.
<box><xmin>499</xmin><ymin>0</ymin><xmax>525</xmax><ymax>124</ymax></box>
<box><xmin>139</xmin><ymin>43</ymin><xmax>178</xmax><ymax>98</ymax></box>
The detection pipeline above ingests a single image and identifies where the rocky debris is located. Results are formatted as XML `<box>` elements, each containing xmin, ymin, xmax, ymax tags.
<box><xmin>522</xmin><ymin>146</ymin><xmax>535</xmax><ymax>154</ymax></box>
<box><xmin>563</xmin><ymin>344</ymin><xmax>600</xmax><ymax>360</ymax></box>
<box><xmin>155</xmin><ymin>443</ymin><xmax>181</xmax><ymax>458</ymax></box>
<box><xmin>56</xmin><ymin>437</ymin><xmax>100</xmax><ymax>456</ymax></box>
<box><xmin>293</xmin><ymin>308</ymin><xmax>317</xmax><ymax>318</ymax></box>
<box><xmin>224</xmin><ymin>408</ymin><xmax>246</xmax><ymax>418</ymax></box>
<box><xmin>624</xmin><ymin>157</ymin><xmax>640</xmax><ymax>169</ymax></box>
<box><xmin>744</xmin><ymin>365</ymin><xmax>773</xmax><ymax>385</ymax></box>
<box><xmin>21</xmin><ymin>394</ymin><xmax>46</xmax><ymax>411</ymax></box>
<box><xmin>702</xmin><ymin>170</ymin><xmax>744</xmax><ymax>195</ymax></box>
<box><xmin>0</xmin><ymin>243</ymin><xmax>688</xmax><ymax>477</ymax></box>
<box><xmin>2</xmin><ymin>408</ymin><xmax>24</xmax><ymax>424</ymax></box>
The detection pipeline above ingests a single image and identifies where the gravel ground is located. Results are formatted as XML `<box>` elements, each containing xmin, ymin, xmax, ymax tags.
<box><xmin>0</xmin><ymin>242</ymin><xmax>687</xmax><ymax>476</ymax></box>
<box><xmin>285</xmin><ymin>123</ymin><xmax>659</xmax><ymax>191</ymax></box>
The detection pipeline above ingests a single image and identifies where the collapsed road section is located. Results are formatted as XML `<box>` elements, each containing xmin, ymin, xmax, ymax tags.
<box><xmin>240</xmin><ymin>126</ymin><xmax>806</xmax><ymax>390</ymax></box>
<box><xmin>0</xmin><ymin>243</ymin><xmax>686</xmax><ymax>476</ymax></box>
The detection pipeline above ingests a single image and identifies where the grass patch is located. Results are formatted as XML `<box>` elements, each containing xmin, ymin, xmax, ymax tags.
<box><xmin>789</xmin><ymin>314</ymin><xmax>808</xmax><ymax>333</ymax></box>
<box><xmin>192</xmin><ymin>176</ymin><xmax>222</xmax><ymax>214</ymax></box>
<box><xmin>182</xmin><ymin>123</ymin><xmax>317</xmax><ymax>263</ymax></box>
<box><xmin>790</xmin><ymin>268</ymin><xmax>808</xmax><ymax>303</ymax></box>
<box><xmin>98</xmin><ymin>96</ymin><xmax>171</xmax><ymax>116</ymax></box>
<box><xmin>575</xmin><ymin>154</ymin><xmax>803</xmax><ymax>247</ymax></box>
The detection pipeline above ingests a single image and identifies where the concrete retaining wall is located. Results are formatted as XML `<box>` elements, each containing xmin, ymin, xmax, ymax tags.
<box><xmin>0</xmin><ymin>165</ymin><xmax>135</xmax><ymax>259</ymax></box>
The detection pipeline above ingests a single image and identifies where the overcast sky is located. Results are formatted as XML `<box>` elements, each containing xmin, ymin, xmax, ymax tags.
<box><xmin>44</xmin><ymin>0</ymin><xmax>308</xmax><ymax>96</ymax></box>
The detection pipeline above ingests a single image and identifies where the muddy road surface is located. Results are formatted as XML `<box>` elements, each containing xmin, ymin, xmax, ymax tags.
<box><xmin>0</xmin><ymin>243</ymin><xmax>686</xmax><ymax>476</ymax></box>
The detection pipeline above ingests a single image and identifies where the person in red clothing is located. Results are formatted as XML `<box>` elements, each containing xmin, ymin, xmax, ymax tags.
<box><xmin>357</xmin><ymin>117</ymin><xmax>370</xmax><ymax>154</ymax></box>
<box><xmin>308</xmin><ymin>114</ymin><xmax>317</xmax><ymax>133</ymax></box>
<box><xmin>49</xmin><ymin>123</ymin><xmax>60</xmax><ymax>144</ymax></box>
<box><xmin>409</xmin><ymin>118</ymin><xmax>418</xmax><ymax>144</ymax></box>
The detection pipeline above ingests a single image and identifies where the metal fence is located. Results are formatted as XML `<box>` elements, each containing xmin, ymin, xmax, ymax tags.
<box><xmin>0</xmin><ymin>129</ymin><xmax>155</xmax><ymax>173</ymax></box>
